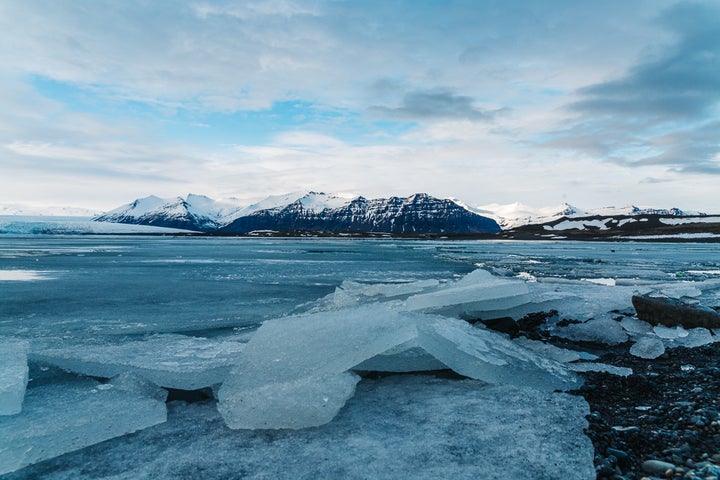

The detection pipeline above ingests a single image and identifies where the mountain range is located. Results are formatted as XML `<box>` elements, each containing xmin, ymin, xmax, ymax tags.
<box><xmin>3</xmin><ymin>192</ymin><xmax>717</xmax><ymax>239</ymax></box>
<box><xmin>93</xmin><ymin>192</ymin><xmax>501</xmax><ymax>235</ymax></box>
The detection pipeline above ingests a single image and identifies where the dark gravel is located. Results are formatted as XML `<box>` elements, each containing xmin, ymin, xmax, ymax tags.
<box><xmin>572</xmin><ymin>342</ymin><xmax>720</xmax><ymax>480</ymax></box>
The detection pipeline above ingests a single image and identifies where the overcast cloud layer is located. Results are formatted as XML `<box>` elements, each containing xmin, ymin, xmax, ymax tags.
<box><xmin>0</xmin><ymin>0</ymin><xmax>718</xmax><ymax>211</ymax></box>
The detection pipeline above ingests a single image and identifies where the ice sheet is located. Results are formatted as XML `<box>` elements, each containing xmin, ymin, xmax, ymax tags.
<box><xmin>31</xmin><ymin>334</ymin><xmax>247</xmax><ymax>390</ymax></box>
<box><xmin>0</xmin><ymin>377</ymin><xmax>166</xmax><ymax>475</ymax></box>
<box><xmin>0</xmin><ymin>338</ymin><xmax>29</xmax><ymax>416</ymax></box>
<box><xmin>12</xmin><ymin>376</ymin><xmax>595</xmax><ymax>480</ymax></box>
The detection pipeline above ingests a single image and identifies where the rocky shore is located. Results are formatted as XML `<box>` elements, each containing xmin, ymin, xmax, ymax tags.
<box><xmin>575</xmin><ymin>342</ymin><xmax>720</xmax><ymax>480</ymax></box>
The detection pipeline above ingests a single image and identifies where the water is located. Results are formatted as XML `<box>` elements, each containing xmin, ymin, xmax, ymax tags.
<box><xmin>1</xmin><ymin>236</ymin><xmax>719</xmax><ymax>338</ymax></box>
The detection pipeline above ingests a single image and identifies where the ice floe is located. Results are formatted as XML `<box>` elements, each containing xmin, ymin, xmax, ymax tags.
<box><xmin>0</xmin><ymin>338</ymin><xmax>29</xmax><ymax>416</ymax></box>
<box><xmin>30</xmin><ymin>334</ymin><xmax>247</xmax><ymax>390</ymax></box>
<box><xmin>0</xmin><ymin>376</ymin><xmax>166</xmax><ymax>475</ymax></box>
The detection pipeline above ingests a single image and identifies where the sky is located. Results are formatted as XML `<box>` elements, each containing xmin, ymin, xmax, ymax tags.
<box><xmin>1</xmin><ymin>0</ymin><xmax>719</xmax><ymax>212</ymax></box>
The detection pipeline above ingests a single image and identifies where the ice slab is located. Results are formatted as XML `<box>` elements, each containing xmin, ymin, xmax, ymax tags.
<box><xmin>219</xmin><ymin>304</ymin><xmax>580</xmax><ymax>429</ymax></box>
<box><xmin>15</xmin><ymin>376</ymin><xmax>595</xmax><ymax>480</ymax></box>
<box><xmin>568</xmin><ymin>362</ymin><xmax>633</xmax><ymax>377</ymax></box>
<box><xmin>405</xmin><ymin>269</ymin><xmax>531</xmax><ymax>317</ymax></box>
<box><xmin>0</xmin><ymin>376</ymin><xmax>166</xmax><ymax>475</ymax></box>
<box><xmin>554</xmin><ymin>318</ymin><xmax>629</xmax><ymax>345</ymax></box>
<box><xmin>0</xmin><ymin>338</ymin><xmax>29</xmax><ymax>416</ymax></box>
<box><xmin>218</xmin><ymin>304</ymin><xmax>419</xmax><ymax>429</ymax></box>
<box><xmin>653</xmin><ymin>324</ymin><xmax>689</xmax><ymax>339</ymax></box>
<box><xmin>621</xmin><ymin>317</ymin><xmax>654</xmax><ymax>336</ymax></box>
<box><xmin>30</xmin><ymin>334</ymin><xmax>246</xmax><ymax>390</ymax></box>
<box><xmin>514</xmin><ymin>337</ymin><xmax>598</xmax><ymax>363</ymax></box>
<box><xmin>671</xmin><ymin>328</ymin><xmax>714</xmax><ymax>348</ymax></box>
<box><xmin>629</xmin><ymin>337</ymin><xmax>665</xmax><ymax>359</ymax></box>
<box><xmin>354</xmin><ymin>338</ymin><xmax>448</xmax><ymax>372</ymax></box>
<box><xmin>218</xmin><ymin>372</ymin><xmax>360</xmax><ymax>430</ymax></box>
<box><xmin>416</xmin><ymin>319</ymin><xmax>581</xmax><ymax>391</ymax></box>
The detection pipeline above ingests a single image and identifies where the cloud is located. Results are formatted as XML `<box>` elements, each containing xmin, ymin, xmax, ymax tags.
<box><xmin>370</xmin><ymin>89</ymin><xmax>496</xmax><ymax>121</ymax></box>
<box><xmin>553</xmin><ymin>1</ymin><xmax>720</xmax><ymax>173</ymax></box>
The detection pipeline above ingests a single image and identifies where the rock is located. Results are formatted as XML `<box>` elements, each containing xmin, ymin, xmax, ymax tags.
<box><xmin>632</xmin><ymin>294</ymin><xmax>720</xmax><ymax>329</ymax></box>
<box><xmin>641</xmin><ymin>459</ymin><xmax>676</xmax><ymax>475</ymax></box>
<box><xmin>480</xmin><ymin>316</ymin><xmax>519</xmax><ymax>337</ymax></box>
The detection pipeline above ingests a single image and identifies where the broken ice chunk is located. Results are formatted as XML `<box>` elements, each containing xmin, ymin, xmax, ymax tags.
<box><xmin>30</xmin><ymin>334</ymin><xmax>246</xmax><ymax>390</ymax></box>
<box><xmin>620</xmin><ymin>317</ymin><xmax>654</xmax><ymax>336</ymax></box>
<box><xmin>554</xmin><ymin>318</ymin><xmax>629</xmax><ymax>345</ymax></box>
<box><xmin>653</xmin><ymin>324</ymin><xmax>688</xmax><ymax>339</ymax></box>
<box><xmin>405</xmin><ymin>269</ymin><xmax>531</xmax><ymax>317</ymax></box>
<box><xmin>568</xmin><ymin>362</ymin><xmax>633</xmax><ymax>377</ymax></box>
<box><xmin>672</xmin><ymin>328</ymin><xmax>714</xmax><ymax>348</ymax></box>
<box><xmin>353</xmin><ymin>338</ymin><xmax>448</xmax><ymax>372</ymax></box>
<box><xmin>218</xmin><ymin>372</ymin><xmax>360</xmax><ymax>430</ymax></box>
<box><xmin>108</xmin><ymin>372</ymin><xmax>168</xmax><ymax>402</ymax></box>
<box><xmin>0</xmin><ymin>338</ymin><xmax>29</xmax><ymax>416</ymax></box>
<box><xmin>217</xmin><ymin>304</ymin><xmax>419</xmax><ymax>429</ymax></box>
<box><xmin>417</xmin><ymin>319</ymin><xmax>581</xmax><ymax>391</ymax></box>
<box><xmin>0</xmin><ymin>377</ymin><xmax>166</xmax><ymax>475</ymax></box>
<box><xmin>513</xmin><ymin>337</ymin><xmax>598</xmax><ymax>363</ymax></box>
<box><xmin>629</xmin><ymin>337</ymin><xmax>665</xmax><ymax>359</ymax></box>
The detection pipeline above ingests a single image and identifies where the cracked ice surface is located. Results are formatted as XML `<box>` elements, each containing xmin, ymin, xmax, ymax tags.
<box><xmin>0</xmin><ymin>376</ymin><xmax>166</xmax><ymax>475</ymax></box>
<box><xmin>0</xmin><ymin>338</ymin><xmax>29</xmax><ymax>416</ymax></box>
<box><xmin>30</xmin><ymin>334</ymin><xmax>247</xmax><ymax>390</ymax></box>
<box><xmin>218</xmin><ymin>304</ymin><xmax>580</xmax><ymax>430</ymax></box>
<box><xmin>11</xmin><ymin>376</ymin><xmax>595</xmax><ymax>480</ymax></box>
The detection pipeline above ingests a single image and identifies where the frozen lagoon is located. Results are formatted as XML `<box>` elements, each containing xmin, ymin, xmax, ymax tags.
<box><xmin>1</xmin><ymin>237</ymin><xmax>720</xmax><ymax>478</ymax></box>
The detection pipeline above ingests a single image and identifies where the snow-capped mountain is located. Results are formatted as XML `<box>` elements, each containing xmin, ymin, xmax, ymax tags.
<box><xmin>472</xmin><ymin>202</ymin><xmax>582</xmax><ymax>230</ymax></box>
<box><xmin>474</xmin><ymin>202</ymin><xmax>705</xmax><ymax>230</ymax></box>
<box><xmin>95</xmin><ymin>192</ymin><xmax>500</xmax><ymax>235</ymax></box>
<box><xmin>0</xmin><ymin>203</ymin><xmax>101</xmax><ymax>217</ymax></box>
<box><xmin>220</xmin><ymin>193</ymin><xmax>500</xmax><ymax>234</ymax></box>
<box><xmin>94</xmin><ymin>194</ymin><xmax>246</xmax><ymax>231</ymax></box>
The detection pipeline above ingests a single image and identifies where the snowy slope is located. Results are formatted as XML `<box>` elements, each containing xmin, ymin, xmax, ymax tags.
<box><xmin>470</xmin><ymin>202</ymin><xmax>584</xmax><ymax>229</ymax></box>
<box><xmin>470</xmin><ymin>202</ymin><xmax>705</xmax><ymax>230</ymax></box>
<box><xmin>226</xmin><ymin>192</ymin><xmax>356</xmax><ymax>221</ymax></box>
<box><xmin>0</xmin><ymin>203</ymin><xmax>101</xmax><ymax>217</ymax></box>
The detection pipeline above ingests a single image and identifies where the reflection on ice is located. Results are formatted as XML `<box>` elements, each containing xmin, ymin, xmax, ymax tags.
<box><xmin>0</xmin><ymin>338</ymin><xmax>29</xmax><ymax>416</ymax></box>
<box><xmin>0</xmin><ymin>270</ymin><xmax>55</xmax><ymax>281</ymax></box>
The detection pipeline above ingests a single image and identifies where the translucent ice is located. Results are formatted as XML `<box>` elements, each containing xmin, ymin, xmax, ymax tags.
<box><xmin>554</xmin><ymin>318</ymin><xmax>629</xmax><ymax>345</ymax></box>
<box><xmin>14</xmin><ymin>376</ymin><xmax>595</xmax><ymax>480</ymax></box>
<box><xmin>568</xmin><ymin>362</ymin><xmax>633</xmax><ymax>377</ymax></box>
<box><xmin>620</xmin><ymin>317</ymin><xmax>654</xmax><ymax>336</ymax></box>
<box><xmin>405</xmin><ymin>269</ymin><xmax>531</xmax><ymax>317</ymax></box>
<box><xmin>218</xmin><ymin>304</ymin><xmax>580</xmax><ymax>429</ymax></box>
<box><xmin>0</xmin><ymin>338</ymin><xmax>29</xmax><ymax>416</ymax></box>
<box><xmin>513</xmin><ymin>336</ymin><xmax>598</xmax><ymax>363</ymax></box>
<box><xmin>653</xmin><ymin>324</ymin><xmax>689</xmax><ymax>339</ymax></box>
<box><xmin>0</xmin><ymin>377</ymin><xmax>166</xmax><ymax>475</ymax></box>
<box><xmin>629</xmin><ymin>337</ymin><xmax>665</xmax><ymax>359</ymax></box>
<box><xmin>416</xmin><ymin>319</ymin><xmax>581</xmax><ymax>391</ymax></box>
<box><xmin>218</xmin><ymin>372</ymin><xmax>360</xmax><ymax>430</ymax></box>
<box><xmin>217</xmin><ymin>304</ymin><xmax>419</xmax><ymax>429</ymax></box>
<box><xmin>672</xmin><ymin>328</ymin><xmax>714</xmax><ymax>348</ymax></box>
<box><xmin>31</xmin><ymin>334</ymin><xmax>246</xmax><ymax>390</ymax></box>
<box><xmin>353</xmin><ymin>338</ymin><xmax>448</xmax><ymax>372</ymax></box>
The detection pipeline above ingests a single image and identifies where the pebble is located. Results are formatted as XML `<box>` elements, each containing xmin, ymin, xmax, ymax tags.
<box><xmin>642</xmin><ymin>459</ymin><xmax>676</xmax><ymax>475</ymax></box>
